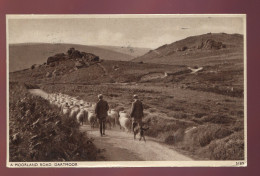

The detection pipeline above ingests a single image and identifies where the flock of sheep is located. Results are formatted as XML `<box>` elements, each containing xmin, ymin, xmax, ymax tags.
<box><xmin>45</xmin><ymin>93</ymin><xmax>132</xmax><ymax>132</ymax></box>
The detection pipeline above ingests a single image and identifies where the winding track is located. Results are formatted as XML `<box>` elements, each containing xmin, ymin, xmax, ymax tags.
<box><xmin>29</xmin><ymin>88</ymin><xmax>193</xmax><ymax>161</ymax></box>
<box><xmin>80</xmin><ymin>125</ymin><xmax>193</xmax><ymax>161</ymax></box>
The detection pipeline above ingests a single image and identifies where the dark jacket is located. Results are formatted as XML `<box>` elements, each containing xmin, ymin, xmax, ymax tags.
<box><xmin>130</xmin><ymin>99</ymin><xmax>144</xmax><ymax>119</ymax></box>
<box><xmin>95</xmin><ymin>99</ymin><xmax>109</xmax><ymax>119</ymax></box>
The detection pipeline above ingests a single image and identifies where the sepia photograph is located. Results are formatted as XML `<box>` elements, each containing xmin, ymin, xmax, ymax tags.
<box><xmin>6</xmin><ymin>14</ymin><xmax>246</xmax><ymax>167</ymax></box>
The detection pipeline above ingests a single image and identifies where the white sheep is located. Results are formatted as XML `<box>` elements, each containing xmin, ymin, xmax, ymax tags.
<box><xmin>62</xmin><ymin>106</ymin><xmax>70</xmax><ymax>116</ymax></box>
<box><xmin>91</xmin><ymin>103</ymin><xmax>96</xmax><ymax>109</ymax></box>
<box><xmin>69</xmin><ymin>106</ymin><xmax>80</xmax><ymax>118</ymax></box>
<box><xmin>88</xmin><ymin>111</ymin><xmax>97</xmax><ymax>129</ymax></box>
<box><xmin>108</xmin><ymin>109</ymin><xmax>119</xmax><ymax>128</ymax></box>
<box><xmin>118</xmin><ymin>111</ymin><xmax>131</xmax><ymax>132</ymax></box>
<box><xmin>76</xmin><ymin>109</ymin><xmax>86</xmax><ymax>125</ymax></box>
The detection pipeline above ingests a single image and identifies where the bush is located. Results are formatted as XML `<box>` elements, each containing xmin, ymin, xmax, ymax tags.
<box><xmin>167</xmin><ymin>111</ymin><xmax>188</xmax><ymax>119</ymax></box>
<box><xmin>183</xmin><ymin>124</ymin><xmax>233</xmax><ymax>148</ymax></box>
<box><xmin>181</xmin><ymin>46</ymin><xmax>188</xmax><ymax>51</ymax></box>
<box><xmin>175</xmin><ymin>112</ymin><xmax>188</xmax><ymax>119</ymax></box>
<box><xmin>174</xmin><ymin>128</ymin><xmax>185</xmax><ymax>143</ymax></box>
<box><xmin>194</xmin><ymin>113</ymin><xmax>207</xmax><ymax>118</ymax></box>
<box><xmin>164</xmin><ymin>128</ymin><xmax>185</xmax><ymax>145</ymax></box>
<box><xmin>143</xmin><ymin>104</ymin><xmax>151</xmax><ymax>109</ymax></box>
<box><xmin>231</xmin><ymin>120</ymin><xmax>244</xmax><ymax>132</ymax></box>
<box><xmin>115</xmin><ymin>106</ymin><xmax>124</xmax><ymax>112</ymax></box>
<box><xmin>201</xmin><ymin>115</ymin><xmax>234</xmax><ymax>124</ymax></box>
<box><xmin>148</xmin><ymin>108</ymin><xmax>157</xmax><ymax>113</ymax></box>
<box><xmin>206</xmin><ymin>131</ymin><xmax>244</xmax><ymax>160</ymax></box>
<box><xmin>144</xmin><ymin>114</ymin><xmax>188</xmax><ymax>138</ymax></box>
<box><xmin>9</xmin><ymin>82</ymin><xmax>99</xmax><ymax>161</ymax></box>
<box><xmin>164</xmin><ymin>135</ymin><xmax>175</xmax><ymax>145</ymax></box>
<box><xmin>24</xmin><ymin>83</ymin><xmax>40</xmax><ymax>89</ymax></box>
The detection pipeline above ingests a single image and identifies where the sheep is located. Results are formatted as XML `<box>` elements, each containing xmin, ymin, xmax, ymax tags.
<box><xmin>42</xmin><ymin>93</ymin><xmax>101</xmax><ymax>128</ymax></box>
<box><xmin>69</xmin><ymin>98</ymin><xmax>81</xmax><ymax>106</ymax></box>
<box><xmin>91</xmin><ymin>103</ymin><xmax>96</xmax><ymax>109</ymax></box>
<box><xmin>82</xmin><ymin>107</ymin><xmax>90</xmax><ymax>122</ymax></box>
<box><xmin>57</xmin><ymin>102</ymin><xmax>62</xmax><ymax>109</ymax></box>
<box><xmin>79</xmin><ymin>100</ymin><xmax>85</xmax><ymax>105</ymax></box>
<box><xmin>62</xmin><ymin>105</ymin><xmax>70</xmax><ymax>116</ymax></box>
<box><xmin>88</xmin><ymin>111</ymin><xmax>97</xmax><ymax>128</ymax></box>
<box><xmin>69</xmin><ymin>106</ymin><xmax>80</xmax><ymax>118</ymax></box>
<box><xmin>118</xmin><ymin>111</ymin><xmax>131</xmax><ymax>132</ymax></box>
<box><xmin>60</xmin><ymin>102</ymin><xmax>68</xmax><ymax>111</ymax></box>
<box><xmin>75</xmin><ymin>105</ymin><xmax>89</xmax><ymax>125</ymax></box>
<box><xmin>84</xmin><ymin>102</ymin><xmax>91</xmax><ymax>107</ymax></box>
<box><xmin>107</xmin><ymin>109</ymin><xmax>119</xmax><ymax>128</ymax></box>
<box><xmin>119</xmin><ymin>111</ymin><xmax>128</xmax><ymax>117</ymax></box>
<box><xmin>76</xmin><ymin>109</ymin><xmax>86</xmax><ymax>125</ymax></box>
<box><xmin>106</xmin><ymin>115</ymin><xmax>113</xmax><ymax>129</ymax></box>
<box><xmin>49</xmin><ymin>99</ymin><xmax>56</xmax><ymax>105</ymax></box>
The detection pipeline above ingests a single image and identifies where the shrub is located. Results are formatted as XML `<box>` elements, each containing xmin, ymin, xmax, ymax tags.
<box><xmin>182</xmin><ymin>124</ymin><xmax>233</xmax><ymax>148</ymax></box>
<box><xmin>167</xmin><ymin>111</ymin><xmax>188</xmax><ymax>119</ymax></box>
<box><xmin>231</xmin><ymin>120</ymin><xmax>244</xmax><ymax>132</ymax></box>
<box><xmin>144</xmin><ymin>114</ymin><xmax>188</xmax><ymax>138</ymax></box>
<box><xmin>200</xmin><ymin>115</ymin><xmax>234</xmax><ymax>124</ymax></box>
<box><xmin>164</xmin><ymin>128</ymin><xmax>185</xmax><ymax>145</ymax></box>
<box><xmin>143</xmin><ymin>104</ymin><xmax>151</xmax><ymax>109</ymax></box>
<box><xmin>173</xmin><ymin>107</ymin><xmax>184</xmax><ymax>111</ymax></box>
<box><xmin>194</xmin><ymin>113</ymin><xmax>207</xmax><ymax>118</ymax></box>
<box><xmin>206</xmin><ymin>131</ymin><xmax>244</xmax><ymax>160</ymax></box>
<box><xmin>24</xmin><ymin>83</ymin><xmax>40</xmax><ymax>89</ymax></box>
<box><xmin>175</xmin><ymin>112</ymin><xmax>188</xmax><ymax>119</ymax></box>
<box><xmin>9</xmin><ymin>82</ymin><xmax>99</xmax><ymax>161</ymax></box>
<box><xmin>115</xmin><ymin>106</ymin><xmax>124</xmax><ymax>112</ymax></box>
<box><xmin>181</xmin><ymin>46</ymin><xmax>188</xmax><ymax>51</ymax></box>
<box><xmin>174</xmin><ymin>128</ymin><xmax>185</xmax><ymax>142</ymax></box>
<box><xmin>148</xmin><ymin>108</ymin><xmax>157</xmax><ymax>113</ymax></box>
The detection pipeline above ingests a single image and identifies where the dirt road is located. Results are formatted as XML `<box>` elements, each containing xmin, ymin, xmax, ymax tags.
<box><xmin>29</xmin><ymin>88</ymin><xmax>193</xmax><ymax>161</ymax></box>
<box><xmin>80</xmin><ymin>125</ymin><xmax>193</xmax><ymax>161</ymax></box>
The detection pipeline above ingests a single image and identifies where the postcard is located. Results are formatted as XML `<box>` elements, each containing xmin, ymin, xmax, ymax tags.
<box><xmin>6</xmin><ymin>14</ymin><xmax>247</xmax><ymax>167</ymax></box>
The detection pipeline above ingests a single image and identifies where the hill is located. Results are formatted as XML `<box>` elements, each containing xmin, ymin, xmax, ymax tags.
<box><xmin>93</xmin><ymin>45</ymin><xmax>150</xmax><ymax>58</ymax></box>
<box><xmin>133</xmin><ymin>33</ymin><xmax>244</xmax><ymax>67</ymax></box>
<box><xmin>9</xmin><ymin>44</ymin><xmax>244</xmax><ymax>160</ymax></box>
<box><xmin>9</xmin><ymin>43</ymin><xmax>148</xmax><ymax>72</ymax></box>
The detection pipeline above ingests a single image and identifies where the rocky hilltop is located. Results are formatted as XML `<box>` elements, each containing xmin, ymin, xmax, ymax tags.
<box><xmin>18</xmin><ymin>48</ymin><xmax>101</xmax><ymax>81</ymax></box>
<box><xmin>133</xmin><ymin>33</ymin><xmax>243</xmax><ymax>66</ymax></box>
<box><xmin>46</xmin><ymin>47</ymin><xmax>99</xmax><ymax>67</ymax></box>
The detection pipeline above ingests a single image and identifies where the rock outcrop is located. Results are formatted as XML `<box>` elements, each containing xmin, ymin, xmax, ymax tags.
<box><xmin>47</xmin><ymin>48</ymin><xmax>100</xmax><ymax>66</ymax></box>
<box><xmin>47</xmin><ymin>53</ymin><xmax>67</xmax><ymax>65</ymax></box>
<box><xmin>197</xmin><ymin>39</ymin><xmax>226</xmax><ymax>50</ymax></box>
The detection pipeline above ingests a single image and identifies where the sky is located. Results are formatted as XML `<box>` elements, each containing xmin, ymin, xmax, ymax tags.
<box><xmin>8</xmin><ymin>15</ymin><xmax>245</xmax><ymax>49</ymax></box>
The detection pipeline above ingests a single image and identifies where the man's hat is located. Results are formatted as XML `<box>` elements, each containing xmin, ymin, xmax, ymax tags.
<box><xmin>98</xmin><ymin>94</ymin><xmax>103</xmax><ymax>99</ymax></box>
<box><xmin>133</xmin><ymin>94</ymin><xmax>138</xmax><ymax>99</ymax></box>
